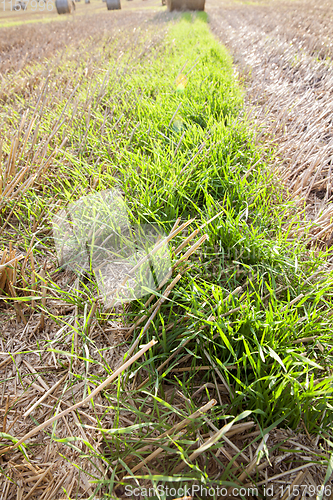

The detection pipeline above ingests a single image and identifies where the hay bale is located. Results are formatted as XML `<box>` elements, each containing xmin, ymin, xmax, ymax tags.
<box><xmin>106</xmin><ymin>0</ymin><xmax>121</xmax><ymax>9</ymax></box>
<box><xmin>167</xmin><ymin>0</ymin><xmax>205</xmax><ymax>10</ymax></box>
<box><xmin>55</xmin><ymin>0</ymin><xmax>73</xmax><ymax>13</ymax></box>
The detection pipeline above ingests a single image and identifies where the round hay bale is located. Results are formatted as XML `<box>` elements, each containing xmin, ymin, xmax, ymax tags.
<box><xmin>106</xmin><ymin>0</ymin><xmax>120</xmax><ymax>8</ymax></box>
<box><xmin>167</xmin><ymin>0</ymin><xmax>204</xmax><ymax>10</ymax></box>
<box><xmin>55</xmin><ymin>0</ymin><xmax>73</xmax><ymax>13</ymax></box>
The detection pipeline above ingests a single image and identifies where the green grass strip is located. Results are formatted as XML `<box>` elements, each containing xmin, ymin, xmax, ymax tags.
<box><xmin>1</xmin><ymin>11</ymin><xmax>333</xmax><ymax>492</ymax></box>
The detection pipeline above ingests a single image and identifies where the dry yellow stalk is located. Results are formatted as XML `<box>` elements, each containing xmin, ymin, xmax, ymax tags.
<box><xmin>1</xmin><ymin>339</ymin><xmax>156</xmax><ymax>453</ymax></box>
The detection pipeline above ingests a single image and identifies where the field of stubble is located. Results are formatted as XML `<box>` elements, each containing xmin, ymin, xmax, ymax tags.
<box><xmin>210</xmin><ymin>0</ymin><xmax>333</xmax><ymax>226</ymax></box>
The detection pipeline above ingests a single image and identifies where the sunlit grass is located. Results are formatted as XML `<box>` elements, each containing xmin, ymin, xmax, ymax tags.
<box><xmin>1</xmin><ymin>11</ymin><xmax>333</xmax><ymax>497</ymax></box>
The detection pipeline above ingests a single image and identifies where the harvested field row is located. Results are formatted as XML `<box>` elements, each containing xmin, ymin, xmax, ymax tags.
<box><xmin>209</xmin><ymin>0</ymin><xmax>333</xmax><ymax>244</ymax></box>
<box><xmin>0</xmin><ymin>6</ymin><xmax>162</xmax><ymax>73</ymax></box>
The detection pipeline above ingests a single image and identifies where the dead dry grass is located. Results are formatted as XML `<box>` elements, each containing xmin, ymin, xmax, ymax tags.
<box><xmin>209</xmin><ymin>0</ymin><xmax>333</xmax><ymax>245</ymax></box>
<box><xmin>0</xmin><ymin>223</ymin><xmax>212</xmax><ymax>498</ymax></box>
